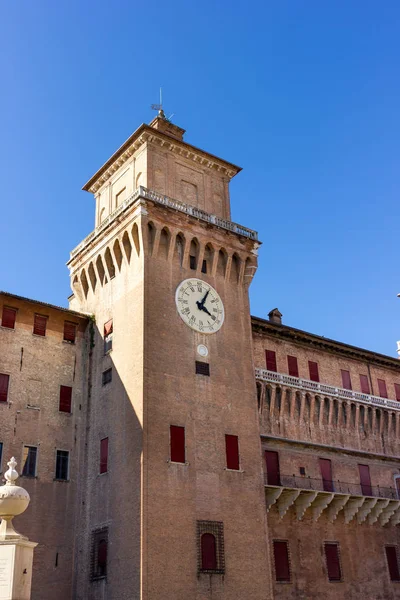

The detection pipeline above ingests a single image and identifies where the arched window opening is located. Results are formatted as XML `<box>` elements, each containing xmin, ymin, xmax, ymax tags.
<box><xmin>122</xmin><ymin>231</ymin><xmax>132</xmax><ymax>264</ymax></box>
<box><xmin>201</xmin><ymin>533</ymin><xmax>217</xmax><ymax>571</ymax></box>
<box><xmin>132</xmin><ymin>222</ymin><xmax>140</xmax><ymax>256</ymax></box>
<box><xmin>217</xmin><ymin>249</ymin><xmax>227</xmax><ymax>277</ymax></box>
<box><xmin>175</xmin><ymin>233</ymin><xmax>185</xmax><ymax>266</ymax></box>
<box><xmin>314</xmin><ymin>396</ymin><xmax>321</xmax><ymax>425</ymax></box>
<box><xmin>159</xmin><ymin>228</ymin><xmax>170</xmax><ymax>259</ymax></box>
<box><xmin>230</xmin><ymin>253</ymin><xmax>240</xmax><ymax>284</ymax></box>
<box><xmin>351</xmin><ymin>403</ymin><xmax>356</xmax><ymax>428</ymax></box>
<box><xmin>189</xmin><ymin>239</ymin><xmax>199</xmax><ymax>270</ymax></box>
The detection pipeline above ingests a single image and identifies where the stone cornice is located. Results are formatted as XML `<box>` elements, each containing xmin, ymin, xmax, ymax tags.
<box><xmin>83</xmin><ymin>124</ymin><xmax>242</xmax><ymax>194</ymax></box>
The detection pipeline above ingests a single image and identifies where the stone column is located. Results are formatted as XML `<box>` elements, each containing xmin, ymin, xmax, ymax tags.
<box><xmin>0</xmin><ymin>458</ymin><xmax>37</xmax><ymax>600</ymax></box>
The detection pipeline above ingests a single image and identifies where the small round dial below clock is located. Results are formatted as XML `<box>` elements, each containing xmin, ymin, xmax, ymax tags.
<box><xmin>175</xmin><ymin>278</ymin><xmax>224</xmax><ymax>334</ymax></box>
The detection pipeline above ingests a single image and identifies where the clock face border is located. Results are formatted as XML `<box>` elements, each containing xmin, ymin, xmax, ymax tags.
<box><xmin>175</xmin><ymin>278</ymin><xmax>225</xmax><ymax>334</ymax></box>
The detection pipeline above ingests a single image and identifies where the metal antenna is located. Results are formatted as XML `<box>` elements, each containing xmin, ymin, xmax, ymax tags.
<box><xmin>151</xmin><ymin>87</ymin><xmax>166</xmax><ymax>118</ymax></box>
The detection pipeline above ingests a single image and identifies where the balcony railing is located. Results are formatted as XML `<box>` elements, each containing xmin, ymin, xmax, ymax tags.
<box><xmin>255</xmin><ymin>368</ymin><xmax>400</xmax><ymax>412</ymax></box>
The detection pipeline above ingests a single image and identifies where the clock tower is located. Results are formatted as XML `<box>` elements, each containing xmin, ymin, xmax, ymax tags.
<box><xmin>68</xmin><ymin>113</ymin><xmax>272</xmax><ymax>599</ymax></box>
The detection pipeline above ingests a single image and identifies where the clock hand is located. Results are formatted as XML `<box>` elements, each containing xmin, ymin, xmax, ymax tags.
<box><xmin>199</xmin><ymin>289</ymin><xmax>209</xmax><ymax>307</ymax></box>
<box><xmin>201</xmin><ymin>305</ymin><xmax>212</xmax><ymax>317</ymax></box>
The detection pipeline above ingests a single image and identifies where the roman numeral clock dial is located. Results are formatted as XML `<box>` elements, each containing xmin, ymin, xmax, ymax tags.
<box><xmin>175</xmin><ymin>279</ymin><xmax>224</xmax><ymax>334</ymax></box>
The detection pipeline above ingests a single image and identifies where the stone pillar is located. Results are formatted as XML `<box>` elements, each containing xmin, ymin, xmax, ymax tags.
<box><xmin>0</xmin><ymin>458</ymin><xmax>37</xmax><ymax>600</ymax></box>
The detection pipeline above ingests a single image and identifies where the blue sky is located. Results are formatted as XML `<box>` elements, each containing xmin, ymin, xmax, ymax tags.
<box><xmin>1</xmin><ymin>1</ymin><xmax>399</xmax><ymax>356</ymax></box>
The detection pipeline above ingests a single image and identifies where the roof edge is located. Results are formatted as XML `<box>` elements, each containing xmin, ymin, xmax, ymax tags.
<box><xmin>0</xmin><ymin>291</ymin><xmax>90</xmax><ymax>320</ymax></box>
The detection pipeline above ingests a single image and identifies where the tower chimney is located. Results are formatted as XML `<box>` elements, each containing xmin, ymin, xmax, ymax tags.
<box><xmin>268</xmin><ymin>308</ymin><xmax>282</xmax><ymax>325</ymax></box>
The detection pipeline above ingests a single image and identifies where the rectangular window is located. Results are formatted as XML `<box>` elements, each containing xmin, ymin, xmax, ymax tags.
<box><xmin>102</xmin><ymin>368</ymin><xmax>112</xmax><ymax>386</ymax></box>
<box><xmin>0</xmin><ymin>442</ymin><xmax>3</xmax><ymax>471</ymax></box>
<box><xmin>63</xmin><ymin>321</ymin><xmax>77</xmax><ymax>343</ymax></box>
<box><xmin>1</xmin><ymin>306</ymin><xmax>17</xmax><ymax>329</ymax></box>
<box><xmin>55</xmin><ymin>450</ymin><xmax>69</xmax><ymax>480</ymax></box>
<box><xmin>33</xmin><ymin>314</ymin><xmax>47</xmax><ymax>337</ymax></box>
<box><xmin>201</xmin><ymin>259</ymin><xmax>207</xmax><ymax>274</ymax></box>
<box><xmin>265</xmin><ymin>450</ymin><xmax>281</xmax><ymax>486</ymax></box>
<box><xmin>170</xmin><ymin>425</ymin><xmax>185</xmax><ymax>463</ymax></box>
<box><xmin>59</xmin><ymin>385</ymin><xmax>72</xmax><ymax>413</ymax></box>
<box><xmin>386</xmin><ymin>546</ymin><xmax>400</xmax><ymax>581</ymax></box>
<box><xmin>91</xmin><ymin>528</ymin><xmax>108</xmax><ymax>580</ymax></box>
<box><xmin>22</xmin><ymin>446</ymin><xmax>37</xmax><ymax>477</ymax></box>
<box><xmin>358</xmin><ymin>464</ymin><xmax>372</xmax><ymax>496</ymax></box>
<box><xmin>225</xmin><ymin>434</ymin><xmax>240</xmax><ymax>470</ymax></box>
<box><xmin>197</xmin><ymin>521</ymin><xmax>225</xmax><ymax>574</ymax></box>
<box><xmin>360</xmin><ymin>374</ymin><xmax>370</xmax><ymax>394</ymax></box>
<box><xmin>308</xmin><ymin>361</ymin><xmax>319</xmax><ymax>382</ymax></box>
<box><xmin>341</xmin><ymin>370</ymin><xmax>352</xmax><ymax>390</ymax></box>
<box><xmin>0</xmin><ymin>374</ymin><xmax>10</xmax><ymax>402</ymax></box>
<box><xmin>116</xmin><ymin>187</ymin><xmax>126</xmax><ymax>207</ymax></box>
<box><xmin>287</xmin><ymin>355</ymin><xmax>299</xmax><ymax>378</ymax></box>
<box><xmin>104</xmin><ymin>319</ymin><xmax>113</xmax><ymax>354</ymax></box>
<box><xmin>319</xmin><ymin>458</ymin><xmax>334</xmax><ymax>492</ymax></box>
<box><xmin>195</xmin><ymin>361</ymin><xmax>210</xmax><ymax>376</ymax></box>
<box><xmin>378</xmin><ymin>379</ymin><xmax>388</xmax><ymax>399</ymax></box>
<box><xmin>100</xmin><ymin>438</ymin><xmax>108</xmax><ymax>474</ymax></box>
<box><xmin>266</xmin><ymin>350</ymin><xmax>277</xmax><ymax>372</ymax></box>
<box><xmin>324</xmin><ymin>543</ymin><xmax>342</xmax><ymax>581</ymax></box>
<box><xmin>395</xmin><ymin>384</ymin><xmax>400</xmax><ymax>402</ymax></box>
<box><xmin>273</xmin><ymin>540</ymin><xmax>290</xmax><ymax>582</ymax></box>
<box><xmin>190</xmin><ymin>255</ymin><xmax>197</xmax><ymax>270</ymax></box>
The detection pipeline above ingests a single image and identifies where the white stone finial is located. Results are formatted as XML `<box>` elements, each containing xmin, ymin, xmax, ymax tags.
<box><xmin>0</xmin><ymin>457</ymin><xmax>30</xmax><ymax>540</ymax></box>
<box><xmin>5</xmin><ymin>457</ymin><xmax>18</xmax><ymax>485</ymax></box>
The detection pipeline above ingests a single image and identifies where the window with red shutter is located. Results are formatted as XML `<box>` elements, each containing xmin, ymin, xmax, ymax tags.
<box><xmin>63</xmin><ymin>321</ymin><xmax>77</xmax><ymax>343</ymax></box>
<box><xmin>104</xmin><ymin>319</ymin><xmax>113</xmax><ymax>353</ymax></box>
<box><xmin>358</xmin><ymin>464</ymin><xmax>372</xmax><ymax>496</ymax></box>
<box><xmin>308</xmin><ymin>361</ymin><xmax>319</xmax><ymax>382</ymax></box>
<box><xmin>360</xmin><ymin>374</ymin><xmax>370</xmax><ymax>394</ymax></box>
<box><xmin>273</xmin><ymin>541</ymin><xmax>290</xmax><ymax>582</ymax></box>
<box><xmin>0</xmin><ymin>374</ymin><xmax>10</xmax><ymax>402</ymax></box>
<box><xmin>59</xmin><ymin>386</ymin><xmax>72</xmax><ymax>413</ymax></box>
<box><xmin>33</xmin><ymin>314</ymin><xmax>47</xmax><ymax>337</ymax></box>
<box><xmin>170</xmin><ymin>425</ymin><xmax>185</xmax><ymax>463</ymax></box>
<box><xmin>201</xmin><ymin>534</ymin><xmax>217</xmax><ymax>570</ymax></box>
<box><xmin>266</xmin><ymin>350</ymin><xmax>277</xmax><ymax>372</ymax></box>
<box><xmin>265</xmin><ymin>450</ymin><xmax>281</xmax><ymax>486</ymax></box>
<box><xmin>386</xmin><ymin>547</ymin><xmax>400</xmax><ymax>581</ymax></box>
<box><xmin>324</xmin><ymin>543</ymin><xmax>342</xmax><ymax>581</ymax></box>
<box><xmin>197</xmin><ymin>521</ymin><xmax>224</xmax><ymax>574</ymax></box>
<box><xmin>319</xmin><ymin>458</ymin><xmax>334</xmax><ymax>492</ymax></box>
<box><xmin>394</xmin><ymin>384</ymin><xmax>400</xmax><ymax>402</ymax></box>
<box><xmin>100</xmin><ymin>438</ymin><xmax>108</xmax><ymax>474</ymax></box>
<box><xmin>287</xmin><ymin>355</ymin><xmax>299</xmax><ymax>378</ymax></box>
<box><xmin>378</xmin><ymin>379</ymin><xmax>388</xmax><ymax>399</ymax></box>
<box><xmin>1</xmin><ymin>307</ymin><xmax>16</xmax><ymax>329</ymax></box>
<box><xmin>91</xmin><ymin>528</ymin><xmax>108</xmax><ymax>579</ymax></box>
<box><xmin>341</xmin><ymin>370</ymin><xmax>352</xmax><ymax>390</ymax></box>
<box><xmin>225</xmin><ymin>434</ymin><xmax>240</xmax><ymax>470</ymax></box>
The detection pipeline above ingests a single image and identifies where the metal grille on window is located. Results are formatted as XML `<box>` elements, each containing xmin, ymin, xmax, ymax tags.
<box><xmin>91</xmin><ymin>527</ymin><xmax>108</xmax><ymax>580</ymax></box>
<box><xmin>56</xmin><ymin>450</ymin><xmax>69</xmax><ymax>480</ymax></box>
<box><xmin>195</xmin><ymin>361</ymin><xmax>210</xmax><ymax>376</ymax></box>
<box><xmin>197</xmin><ymin>521</ymin><xmax>225</xmax><ymax>574</ymax></box>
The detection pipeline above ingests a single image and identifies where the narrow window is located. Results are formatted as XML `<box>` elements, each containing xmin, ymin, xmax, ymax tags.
<box><xmin>33</xmin><ymin>314</ymin><xmax>47</xmax><ymax>337</ymax></box>
<box><xmin>265</xmin><ymin>450</ymin><xmax>281</xmax><ymax>486</ymax></box>
<box><xmin>266</xmin><ymin>350</ymin><xmax>277</xmax><ymax>372</ymax></box>
<box><xmin>225</xmin><ymin>434</ymin><xmax>240</xmax><ymax>470</ymax></box>
<box><xmin>287</xmin><ymin>355</ymin><xmax>299</xmax><ymax>378</ymax></box>
<box><xmin>386</xmin><ymin>546</ymin><xmax>400</xmax><ymax>581</ymax></box>
<box><xmin>22</xmin><ymin>446</ymin><xmax>37</xmax><ymax>477</ymax></box>
<box><xmin>201</xmin><ymin>259</ymin><xmax>207</xmax><ymax>274</ymax></box>
<box><xmin>59</xmin><ymin>385</ymin><xmax>72</xmax><ymax>413</ymax></box>
<box><xmin>360</xmin><ymin>374</ymin><xmax>370</xmax><ymax>394</ymax></box>
<box><xmin>0</xmin><ymin>374</ymin><xmax>10</xmax><ymax>402</ymax></box>
<box><xmin>1</xmin><ymin>306</ymin><xmax>17</xmax><ymax>329</ymax></box>
<box><xmin>0</xmin><ymin>442</ymin><xmax>3</xmax><ymax>470</ymax></box>
<box><xmin>104</xmin><ymin>319</ymin><xmax>113</xmax><ymax>354</ymax></box>
<box><xmin>201</xmin><ymin>534</ymin><xmax>217</xmax><ymax>570</ymax></box>
<box><xmin>170</xmin><ymin>425</ymin><xmax>185</xmax><ymax>463</ymax></box>
<box><xmin>197</xmin><ymin>521</ymin><xmax>224</xmax><ymax>574</ymax></box>
<box><xmin>63</xmin><ymin>321</ymin><xmax>77</xmax><ymax>343</ymax></box>
<box><xmin>273</xmin><ymin>541</ymin><xmax>290</xmax><ymax>582</ymax></box>
<box><xmin>395</xmin><ymin>478</ymin><xmax>400</xmax><ymax>499</ymax></box>
<box><xmin>395</xmin><ymin>384</ymin><xmax>400</xmax><ymax>402</ymax></box>
<box><xmin>102</xmin><ymin>368</ymin><xmax>112</xmax><ymax>386</ymax></box>
<box><xmin>319</xmin><ymin>458</ymin><xmax>334</xmax><ymax>492</ymax></box>
<box><xmin>378</xmin><ymin>379</ymin><xmax>388</xmax><ymax>399</ymax></box>
<box><xmin>91</xmin><ymin>529</ymin><xmax>108</xmax><ymax>580</ymax></box>
<box><xmin>115</xmin><ymin>187</ymin><xmax>126</xmax><ymax>207</ymax></box>
<box><xmin>308</xmin><ymin>361</ymin><xmax>319</xmax><ymax>382</ymax></box>
<box><xmin>324</xmin><ymin>543</ymin><xmax>342</xmax><ymax>581</ymax></box>
<box><xmin>100</xmin><ymin>438</ymin><xmax>108</xmax><ymax>474</ymax></box>
<box><xmin>55</xmin><ymin>450</ymin><xmax>69</xmax><ymax>480</ymax></box>
<box><xmin>195</xmin><ymin>361</ymin><xmax>210</xmax><ymax>376</ymax></box>
<box><xmin>190</xmin><ymin>255</ymin><xmax>197</xmax><ymax>270</ymax></box>
<box><xmin>358</xmin><ymin>464</ymin><xmax>372</xmax><ymax>496</ymax></box>
<box><xmin>341</xmin><ymin>370</ymin><xmax>352</xmax><ymax>390</ymax></box>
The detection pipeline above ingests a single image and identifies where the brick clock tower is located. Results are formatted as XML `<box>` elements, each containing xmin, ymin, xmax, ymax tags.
<box><xmin>68</xmin><ymin>112</ymin><xmax>272</xmax><ymax>599</ymax></box>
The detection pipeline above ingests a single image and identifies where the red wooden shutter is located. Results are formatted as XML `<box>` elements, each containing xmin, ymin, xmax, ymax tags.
<box><xmin>0</xmin><ymin>374</ymin><xmax>10</xmax><ymax>402</ymax></box>
<box><xmin>287</xmin><ymin>355</ymin><xmax>299</xmax><ymax>378</ymax></box>
<box><xmin>378</xmin><ymin>379</ymin><xmax>388</xmax><ymax>398</ymax></box>
<box><xmin>273</xmin><ymin>541</ymin><xmax>290</xmax><ymax>582</ymax></box>
<box><xmin>265</xmin><ymin>450</ymin><xmax>281</xmax><ymax>485</ymax></box>
<box><xmin>341</xmin><ymin>370</ymin><xmax>352</xmax><ymax>390</ymax></box>
<box><xmin>308</xmin><ymin>361</ymin><xmax>319</xmax><ymax>382</ymax></box>
<box><xmin>319</xmin><ymin>458</ymin><xmax>334</xmax><ymax>492</ymax></box>
<box><xmin>201</xmin><ymin>533</ymin><xmax>217</xmax><ymax>570</ymax></box>
<box><xmin>33</xmin><ymin>314</ymin><xmax>47</xmax><ymax>336</ymax></box>
<box><xmin>386</xmin><ymin>547</ymin><xmax>400</xmax><ymax>581</ymax></box>
<box><xmin>2</xmin><ymin>307</ymin><xmax>16</xmax><ymax>329</ymax></box>
<box><xmin>170</xmin><ymin>425</ymin><xmax>185</xmax><ymax>463</ymax></box>
<box><xmin>104</xmin><ymin>319</ymin><xmax>113</xmax><ymax>336</ymax></box>
<box><xmin>59</xmin><ymin>386</ymin><xmax>72</xmax><ymax>413</ymax></box>
<box><xmin>358</xmin><ymin>464</ymin><xmax>372</xmax><ymax>496</ymax></box>
<box><xmin>394</xmin><ymin>384</ymin><xmax>400</xmax><ymax>402</ymax></box>
<box><xmin>225</xmin><ymin>435</ymin><xmax>239</xmax><ymax>470</ymax></box>
<box><xmin>100</xmin><ymin>438</ymin><xmax>109</xmax><ymax>474</ymax></box>
<box><xmin>360</xmin><ymin>374</ymin><xmax>370</xmax><ymax>394</ymax></box>
<box><xmin>325</xmin><ymin>543</ymin><xmax>341</xmax><ymax>581</ymax></box>
<box><xmin>266</xmin><ymin>350</ymin><xmax>277</xmax><ymax>372</ymax></box>
<box><xmin>63</xmin><ymin>321</ymin><xmax>76</xmax><ymax>343</ymax></box>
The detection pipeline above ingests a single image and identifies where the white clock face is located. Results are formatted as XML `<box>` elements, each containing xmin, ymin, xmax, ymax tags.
<box><xmin>175</xmin><ymin>278</ymin><xmax>224</xmax><ymax>334</ymax></box>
